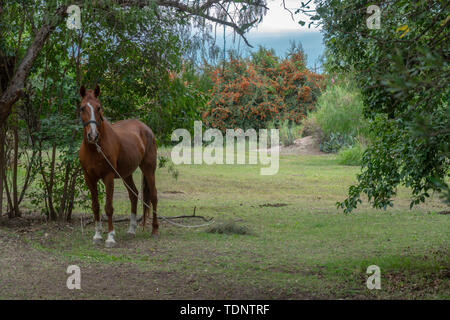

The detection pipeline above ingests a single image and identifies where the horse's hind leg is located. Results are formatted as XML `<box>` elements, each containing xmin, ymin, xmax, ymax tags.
<box><xmin>141</xmin><ymin>164</ymin><xmax>158</xmax><ymax>236</ymax></box>
<box><xmin>124</xmin><ymin>175</ymin><xmax>138</xmax><ymax>235</ymax></box>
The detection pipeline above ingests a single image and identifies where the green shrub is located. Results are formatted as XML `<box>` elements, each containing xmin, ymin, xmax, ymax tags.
<box><xmin>206</xmin><ymin>220</ymin><xmax>253</xmax><ymax>235</ymax></box>
<box><xmin>337</xmin><ymin>143</ymin><xmax>366</xmax><ymax>166</ymax></box>
<box><xmin>157</xmin><ymin>155</ymin><xmax>179</xmax><ymax>180</ymax></box>
<box><xmin>320</xmin><ymin>132</ymin><xmax>356</xmax><ymax>153</ymax></box>
<box><xmin>314</xmin><ymin>80</ymin><xmax>369</xmax><ymax>138</ymax></box>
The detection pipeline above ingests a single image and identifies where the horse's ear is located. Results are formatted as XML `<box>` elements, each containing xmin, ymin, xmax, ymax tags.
<box><xmin>80</xmin><ymin>85</ymin><xmax>86</xmax><ymax>98</ymax></box>
<box><xmin>94</xmin><ymin>84</ymin><xmax>100</xmax><ymax>97</ymax></box>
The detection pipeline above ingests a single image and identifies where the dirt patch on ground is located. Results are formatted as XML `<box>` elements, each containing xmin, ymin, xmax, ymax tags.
<box><xmin>163</xmin><ymin>190</ymin><xmax>185</xmax><ymax>194</ymax></box>
<box><xmin>281</xmin><ymin>136</ymin><xmax>324</xmax><ymax>155</ymax></box>
<box><xmin>259</xmin><ymin>203</ymin><xmax>288</xmax><ymax>208</ymax></box>
<box><xmin>0</xmin><ymin>216</ymin><xmax>32</xmax><ymax>228</ymax></box>
<box><xmin>252</xmin><ymin>136</ymin><xmax>324</xmax><ymax>156</ymax></box>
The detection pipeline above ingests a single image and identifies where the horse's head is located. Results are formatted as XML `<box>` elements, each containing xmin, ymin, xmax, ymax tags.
<box><xmin>79</xmin><ymin>84</ymin><xmax>104</xmax><ymax>144</ymax></box>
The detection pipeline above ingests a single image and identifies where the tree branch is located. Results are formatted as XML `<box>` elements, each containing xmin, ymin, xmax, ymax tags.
<box><xmin>0</xmin><ymin>5</ymin><xmax>68</xmax><ymax>124</ymax></box>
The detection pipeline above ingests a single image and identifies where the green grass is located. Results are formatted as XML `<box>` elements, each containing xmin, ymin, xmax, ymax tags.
<box><xmin>10</xmin><ymin>151</ymin><xmax>450</xmax><ymax>299</ymax></box>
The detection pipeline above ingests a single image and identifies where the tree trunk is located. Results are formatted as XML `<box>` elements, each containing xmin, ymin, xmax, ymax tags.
<box><xmin>58</xmin><ymin>163</ymin><xmax>71</xmax><ymax>221</ymax></box>
<box><xmin>48</xmin><ymin>142</ymin><xmax>57</xmax><ymax>221</ymax></box>
<box><xmin>4</xmin><ymin>166</ymin><xmax>13</xmax><ymax>219</ymax></box>
<box><xmin>12</xmin><ymin>118</ymin><xmax>19</xmax><ymax>217</ymax></box>
<box><xmin>0</xmin><ymin>124</ymin><xmax>4</xmax><ymax>216</ymax></box>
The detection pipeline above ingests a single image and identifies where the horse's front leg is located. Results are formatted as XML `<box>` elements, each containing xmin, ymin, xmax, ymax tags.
<box><xmin>84</xmin><ymin>173</ymin><xmax>102</xmax><ymax>244</ymax></box>
<box><xmin>103</xmin><ymin>172</ymin><xmax>116</xmax><ymax>248</ymax></box>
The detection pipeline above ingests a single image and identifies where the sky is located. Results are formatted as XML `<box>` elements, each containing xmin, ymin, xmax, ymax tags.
<box><xmin>254</xmin><ymin>0</ymin><xmax>320</xmax><ymax>33</ymax></box>
<box><xmin>216</xmin><ymin>0</ymin><xmax>325</xmax><ymax>72</ymax></box>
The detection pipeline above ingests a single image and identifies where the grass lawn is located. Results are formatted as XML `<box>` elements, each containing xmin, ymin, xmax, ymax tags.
<box><xmin>0</xmin><ymin>151</ymin><xmax>448</xmax><ymax>299</ymax></box>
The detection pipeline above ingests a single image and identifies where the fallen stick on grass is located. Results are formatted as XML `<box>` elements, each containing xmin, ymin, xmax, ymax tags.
<box><xmin>82</xmin><ymin>206</ymin><xmax>212</xmax><ymax>227</ymax></box>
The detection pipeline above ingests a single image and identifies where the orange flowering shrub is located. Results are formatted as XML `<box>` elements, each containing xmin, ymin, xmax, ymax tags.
<box><xmin>203</xmin><ymin>48</ymin><xmax>325</xmax><ymax>131</ymax></box>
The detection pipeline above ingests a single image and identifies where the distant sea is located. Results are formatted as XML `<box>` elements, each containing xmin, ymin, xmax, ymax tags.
<box><xmin>216</xmin><ymin>30</ymin><xmax>325</xmax><ymax>73</ymax></box>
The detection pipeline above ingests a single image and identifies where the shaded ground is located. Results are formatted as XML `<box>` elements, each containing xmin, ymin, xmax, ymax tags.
<box><xmin>0</xmin><ymin>223</ymin><xmax>319</xmax><ymax>299</ymax></box>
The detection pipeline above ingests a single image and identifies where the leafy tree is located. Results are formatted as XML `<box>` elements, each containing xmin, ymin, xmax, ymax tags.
<box><xmin>0</xmin><ymin>0</ymin><xmax>270</xmax><ymax>219</ymax></box>
<box><xmin>0</xmin><ymin>0</ymin><xmax>269</xmax><ymax>124</ymax></box>
<box><xmin>296</xmin><ymin>0</ymin><xmax>449</xmax><ymax>211</ymax></box>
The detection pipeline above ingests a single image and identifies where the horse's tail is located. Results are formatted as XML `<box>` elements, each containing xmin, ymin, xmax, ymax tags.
<box><xmin>142</xmin><ymin>173</ymin><xmax>150</xmax><ymax>227</ymax></box>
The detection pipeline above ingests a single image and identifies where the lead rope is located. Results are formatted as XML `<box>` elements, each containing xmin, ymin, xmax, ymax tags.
<box><xmin>95</xmin><ymin>143</ymin><xmax>214</xmax><ymax>229</ymax></box>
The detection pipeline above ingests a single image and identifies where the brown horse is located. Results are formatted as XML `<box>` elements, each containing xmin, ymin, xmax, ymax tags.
<box><xmin>78</xmin><ymin>85</ymin><xmax>159</xmax><ymax>247</ymax></box>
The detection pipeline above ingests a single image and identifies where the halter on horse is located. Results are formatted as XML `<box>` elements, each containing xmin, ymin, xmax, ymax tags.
<box><xmin>78</xmin><ymin>85</ymin><xmax>159</xmax><ymax>247</ymax></box>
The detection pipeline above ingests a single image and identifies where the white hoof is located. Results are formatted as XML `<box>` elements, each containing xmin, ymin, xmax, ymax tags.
<box><xmin>128</xmin><ymin>213</ymin><xmax>137</xmax><ymax>236</ymax></box>
<box><xmin>93</xmin><ymin>221</ymin><xmax>103</xmax><ymax>245</ymax></box>
<box><xmin>105</xmin><ymin>239</ymin><xmax>116</xmax><ymax>248</ymax></box>
<box><xmin>105</xmin><ymin>231</ymin><xmax>116</xmax><ymax>248</ymax></box>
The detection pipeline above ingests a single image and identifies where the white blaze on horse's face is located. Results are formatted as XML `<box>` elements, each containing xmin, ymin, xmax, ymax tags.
<box><xmin>86</xmin><ymin>102</ymin><xmax>99</xmax><ymax>143</ymax></box>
